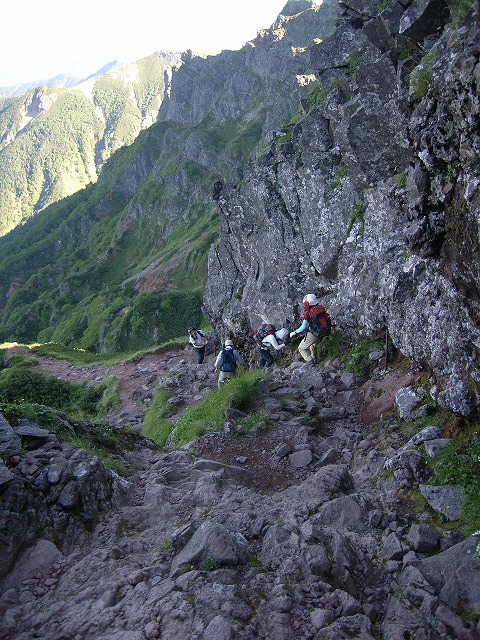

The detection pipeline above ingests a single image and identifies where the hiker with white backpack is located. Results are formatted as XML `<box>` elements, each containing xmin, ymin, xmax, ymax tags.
<box><xmin>289</xmin><ymin>294</ymin><xmax>331</xmax><ymax>366</ymax></box>
<box><xmin>214</xmin><ymin>339</ymin><xmax>244</xmax><ymax>387</ymax></box>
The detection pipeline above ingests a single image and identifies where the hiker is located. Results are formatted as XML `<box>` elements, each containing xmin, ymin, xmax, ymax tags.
<box><xmin>188</xmin><ymin>326</ymin><xmax>208</xmax><ymax>364</ymax></box>
<box><xmin>253</xmin><ymin>324</ymin><xmax>289</xmax><ymax>370</ymax></box>
<box><xmin>214</xmin><ymin>339</ymin><xmax>243</xmax><ymax>387</ymax></box>
<box><xmin>289</xmin><ymin>294</ymin><xmax>331</xmax><ymax>365</ymax></box>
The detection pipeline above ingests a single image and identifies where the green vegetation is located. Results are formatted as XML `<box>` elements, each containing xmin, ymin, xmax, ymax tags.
<box><xmin>446</xmin><ymin>159</ymin><xmax>461</xmax><ymax>182</ymax></box>
<box><xmin>0</xmin><ymin>88</ymin><xmax>102</xmax><ymax>235</ymax></box>
<box><xmin>142</xmin><ymin>386</ymin><xmax>175</xmax><ymax>446</ymax></box>
<box><xmin>307</xmin><ymin>84</ymin><xmax>327</xmax><ymax>112</ymax></box>
<box><xmin>0</xmin><ymin>54</ymin><xmax>179</xmax><ymax>236</ymax></box>
<box><xmin>96</xmin><ymin>375</ymin><xmax>122</xmax><ymax>414</ymax></box>
<box><xmin>0</xmin><ymin>400</ymin><xmax>142</xmax><ymax>475</ymax></box>
<box><xmin>27</xmin><ymin>340</ymin><xmax>183</xmax><ymax>366</ymax></box>
<box><xmin>329</xmin><ymin>162</ymin><xmax>348</xmax><ymax>191</ymax></box>
<box><xmin>346</xmin><ymin>203</ymin><xmax>366</xmax><ymax>236</ymax></box>
<box><xmin>349</xmin><ymin>51</ymin><xmax>364</xmax><ymax>79</ymax></box>
<box><xmin>448</xmin><ymin>0</ymin><xmax>475</xmax><ymax>25</ymax></box>
<box><xmin>378</xmin><ymin>0</ymin><xmax>394</xmax><ymax>11</ymax></box>
<box><xmin>394</xmin><ymin>374</ymin><xmax>480</xmax><ymax>535</ymax></box>
<box><xmin>343</xmin><ymin>339</ymin><xmax>384</xmax><ymax>382</ymax></box>
<box><xmin>170</xmin><ymin>370</ymin><xmax>267</xmax><ymax>447</ymax></box>
<box><xmin>427</xmin><ymin>424</ymin><xmax>480</xmax><ymax>535</ymax></box>
<box><xmin>315</xmin><ymin>334</ymin><xmax>385</xmax><ymax>383</ymax></box>
<box><xmin>395</xmin><ymin>171</ymin><xmax>407</xmax><ymax>189</ymax></box>
<box><xmin>409</xmin><ymin>50</ymin><xmax>437</xmax><ymax>100</ymax></box>
<box><xmin>0</xmin><ymin>359</ymin><xmax>119</xmax><ymax>418</ymax></box>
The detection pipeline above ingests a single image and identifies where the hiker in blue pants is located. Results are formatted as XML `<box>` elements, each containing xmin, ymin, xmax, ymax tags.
<box><xmin>214</xmin><ymin>339</ymin><xmax>243</xmax><ymax>387</ymax></box>
<box><xmin>188</xmin><ymin>326</ymin><xmax>208</xmax><ymax>364</ymax></box>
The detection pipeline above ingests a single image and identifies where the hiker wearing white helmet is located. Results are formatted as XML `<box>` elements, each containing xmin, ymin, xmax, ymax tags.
<box><xmin>289</xmin><ymin>294</ymin><xmax>331</xmax><ymax>365</ymax></box>
<box><xmin>253</xmin><ymin>324</ymin><xmax>289</xmax><ymax>370</ymax></box>
<box><xmin>214</xmin><ymin>339</ymin><xmax>244</xmax><ymax>387</ymax></box>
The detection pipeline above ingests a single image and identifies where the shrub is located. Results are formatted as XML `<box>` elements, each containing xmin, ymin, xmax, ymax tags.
<box><xmin>343</xmin><ymin>339</ymin><xmax>384</xmax><ymax>383</ymax></box>
<box><xmin>0</xmin><ymin>364</ymin><xmax>110</xmax><ymax>417</ymax></box>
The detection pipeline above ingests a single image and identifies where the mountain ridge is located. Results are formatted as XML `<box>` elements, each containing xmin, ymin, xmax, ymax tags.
<box><xmin>0</xmin><ymin>51</ymin><xmax>183</xmax><ymax>235</ymax></box>
<box><xmin>0</xmin><ymin>0</ymin><xmax>338</xmax><ymax>352</ymax></box>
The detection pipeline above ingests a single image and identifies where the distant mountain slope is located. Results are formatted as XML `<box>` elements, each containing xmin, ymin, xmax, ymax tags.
<box><xmin>0</xmin><ymin>52</ymin><xmax>182</xmax><ymax>235</ymax></box>
<box><xmin>0</xmin><ymin>74</ymin><xmax>84</xmax><ymax>97</ymax></box>
<box><xmin>0</xmin><ymin>60</ymin><xmax>125</xmax><ymax>97</ymax></box>
<box><xmin>0</xmin><ymin>0</ymin><xmax>338</xmax><ymax>352</ymax></box>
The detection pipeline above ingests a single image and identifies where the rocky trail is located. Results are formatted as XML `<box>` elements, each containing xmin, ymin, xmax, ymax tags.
<box><xmin>0</xmin><ymin>346</ymin><xmax>479</xmax><ymax>639</ymax></box>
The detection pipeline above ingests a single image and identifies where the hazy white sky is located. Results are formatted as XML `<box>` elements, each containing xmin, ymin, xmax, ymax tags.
<box><xmin>1</xmin><ymin>0</ymin><xmax>288</xmax><ymax>87</ymax></box>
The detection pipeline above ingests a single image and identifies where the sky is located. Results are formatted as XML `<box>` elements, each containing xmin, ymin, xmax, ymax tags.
<box><xmin>1</xmin><ymin>0</ymin><xmax>288</xmax><ymax>87</ymax></box>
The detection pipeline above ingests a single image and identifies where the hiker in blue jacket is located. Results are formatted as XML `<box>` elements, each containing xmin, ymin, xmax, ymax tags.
<box><xmin>214</xmin><ymin>339</ymin><xmax>243</xmax><ymax>387</ymax></box>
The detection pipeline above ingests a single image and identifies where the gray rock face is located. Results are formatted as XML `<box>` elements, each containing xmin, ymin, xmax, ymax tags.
<box><xmin>419</xmin><ymin>483</ymin><xmax>465</xmax><ymax>521</ymax></box>
<box><xmin>204</xmin><ymin>4</ymin><xmax>480</xmax><ymax>416</ymax></box>
<box><xmin>0</xmin><ymin>413</ymin><xmax>131</xmax><ymax>580</ymax></box>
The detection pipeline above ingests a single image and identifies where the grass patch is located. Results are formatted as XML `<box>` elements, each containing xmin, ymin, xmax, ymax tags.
<box><xmin>170</xmin><ymin>370</ymin><xmax>267</xmax><ymax>447</ymax></box>
<box><xmin>96</xmin><ymin>375</ymin><xmax>121</xmax><ymax>415</ymax></box>
<box><xmin>342</xmin><ymin>339</ymin><xmax>384</xmax><ymax>383</ymax></box>
<box><xmin>349</xmin><ymin>51</ymin><xmax>363</xmax><ymax>80</ymax></box>
<box><xmin>316</xmin><ymin>332</ymin><xmax>350</xmax><ymax>365</ymax></box>
<box><xmin>409</xmin><ymin>50</ymin><xmax>437</xmax><ymax>100</ymax></box>
<box><xmin>346</xmin><ymin>203</ymin><xmax>366</xmax><ymax>236</ymax></box>
<box><xmin>448</xmin><ymin>0</ymin><xmax>475</xmax><ymax>25</ymax></box>
<box><xmin>328</xmin><ymin>162</ymin><xmax>348</xmax><ymax>191</ymax></box>
<box><xmin>0</xmin><ymin>365</ymin><xmax>103</xmax><ymax>417</ymax></box>
<box><xmin>395</xmin><ymin>171</ymin><xmax>407</xmax><ymax>189</ymax></box>
<box><xmin>427</xmin><ymin>425</ymin><xmax>480</xmax><ymax>535</ymax></box>
<box><xmin>315</xmin><ymin>334</ymin><xmax>386</xmax><ymax>383</ymax></box>
<box><xmin>142</xmin><ymin>386</ymin><xmax>175</xmax><ymax>447</ymax></box>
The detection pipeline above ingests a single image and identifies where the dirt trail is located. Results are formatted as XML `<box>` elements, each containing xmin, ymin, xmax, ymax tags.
<box><xmin>4</xmin><ymin>344</ymin><xmax>200</xmax><ymax>423</ymax></box>
<box><xmin>4</xmin><ymin>345</ymin><xmax>416</xmax><ymax>427</ymax></box>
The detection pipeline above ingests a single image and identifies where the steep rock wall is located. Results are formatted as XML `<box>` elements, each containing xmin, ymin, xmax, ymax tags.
<box><xmin>204</xmin><ymin>1</ymin><xmax>480</xmax><ymax>414</ymax></box>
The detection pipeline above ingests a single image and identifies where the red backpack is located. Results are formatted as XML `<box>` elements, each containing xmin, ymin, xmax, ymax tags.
<box><xmin>253</xmin><ymin>323</ymin><xmax>276</xmax><ymax>345</ymax></box>
<box><xmin>307</xmin><ymin>305</ymin><xmax>331</xmax><ymax>338</ymax></box>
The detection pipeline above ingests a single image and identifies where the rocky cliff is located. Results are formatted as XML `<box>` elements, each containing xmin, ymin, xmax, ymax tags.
<box><xmin>0</xmin><ymin>0</ymin><xmax>340</xmax><ymax>351</ymax></box>
<box><xmin>204</xmin><ymin>0</ymin><xmax>480</xmax><ymax>416</ymax></box>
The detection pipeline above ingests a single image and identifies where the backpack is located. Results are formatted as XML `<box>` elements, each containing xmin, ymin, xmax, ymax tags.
<box><xmin>219</xmin><ymin>345</ymin><xmax>236</xmax><ymax>372</ymax></box>
<box><xmin>308</xmin><ymin>305</ymin><xmax>332</xmax><ymax>338</ymax></box>
<box><xmin>253</xmin><ymin>323</ymin><xmax>276</xmax><ymax>346</ymax></box>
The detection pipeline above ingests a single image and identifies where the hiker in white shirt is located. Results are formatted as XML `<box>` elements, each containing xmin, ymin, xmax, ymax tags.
<box><xmin>188</xmin><ymin>326</ymin><xmax>208</xmax><ymax>364</ymax></box>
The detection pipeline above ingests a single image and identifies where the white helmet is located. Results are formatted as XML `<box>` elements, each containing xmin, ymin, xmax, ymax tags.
<box><xmin>224</xmin><ymin>339</ymin><xmax>234</xmax><ymax>347</ymax></box>
<box><xmin>303</xmin><ymin>293</ymin><xmax>319</xmax><ymax>305</ymax></box>
<box><xmin>276</xmin><ymin>328</ymin><xmax>289</xmax><ymax>342</ymax></box>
